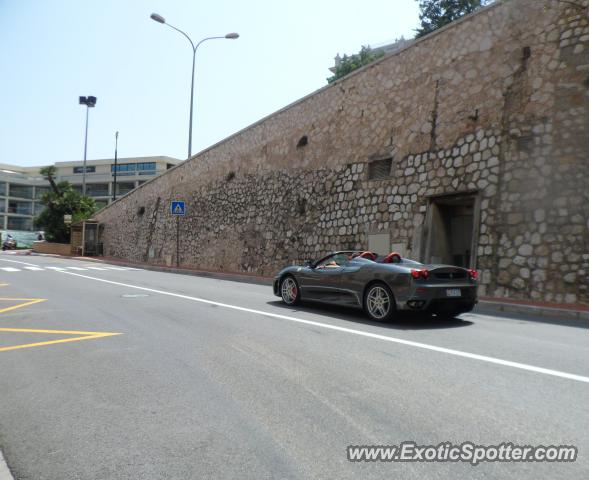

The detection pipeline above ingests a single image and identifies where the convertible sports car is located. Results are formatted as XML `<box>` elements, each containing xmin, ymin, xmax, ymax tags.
<box><xmin>273</xmin><ymin>251</ymin><xmax>478</xmax><ymax>321</ymax></box>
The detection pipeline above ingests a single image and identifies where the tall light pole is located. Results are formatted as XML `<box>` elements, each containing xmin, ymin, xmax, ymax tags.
<box><xmin>112</xmin><ymin>131</ymin><xmax>119</xmax><ymax>202</ymax></box>
<box><xmin>79</xmin><ymin>95</ymin><xmax>97</xmax><ymax>196</ymax></box>
<box><xmin>150</xmin><ymin>13</ymin><xmax>238</xmax><ymax>159</ymax></box>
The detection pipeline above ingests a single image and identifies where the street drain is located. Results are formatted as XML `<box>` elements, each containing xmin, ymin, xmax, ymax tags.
<box><xmin>121</xmin><ymin>294</ymin><xmax>150</xmax><ymax>298</ymax></box>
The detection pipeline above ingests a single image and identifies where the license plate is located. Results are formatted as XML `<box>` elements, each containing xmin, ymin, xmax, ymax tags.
<box><xmin>446</xmin><ymin>288</ymin><xmax>461</xmax><ymax>297</ymax></box>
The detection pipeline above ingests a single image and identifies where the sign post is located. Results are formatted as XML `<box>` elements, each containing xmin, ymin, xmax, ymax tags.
<box><xmin>170</xmin><ymin>201</ymin><xmax>186</xmax><ymax>268</ymax></box>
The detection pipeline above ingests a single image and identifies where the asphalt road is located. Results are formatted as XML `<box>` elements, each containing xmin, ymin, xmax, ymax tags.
<box><xmin>0</xmin><ymin>253</ymin><xmax>588</xmax><ymax>479</ymax></box>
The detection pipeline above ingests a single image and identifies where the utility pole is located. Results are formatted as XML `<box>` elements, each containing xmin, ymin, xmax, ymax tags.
<box><xmin>113</xmin><ymin>131</ymin><xmax>119</xmax><ymax>201</ymax></box>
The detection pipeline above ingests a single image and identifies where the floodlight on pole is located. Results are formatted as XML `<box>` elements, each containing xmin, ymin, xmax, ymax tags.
<box><xmin>79</xmin><ymin>95</ymin><xmax>97</xmax><ymax>196</ymax></box>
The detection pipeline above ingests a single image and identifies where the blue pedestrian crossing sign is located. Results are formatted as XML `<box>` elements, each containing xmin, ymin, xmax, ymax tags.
<box><xmin>170</xmin><ymin>201</ymin><xmax>186</xmax><ymax>216</ymax></box>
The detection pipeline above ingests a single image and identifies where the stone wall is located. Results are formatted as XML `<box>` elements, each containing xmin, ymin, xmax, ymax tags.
<box><xmin>95</xmin><ymin>0</ymin><xmax>589</xmax><ymax>305</ymax></box>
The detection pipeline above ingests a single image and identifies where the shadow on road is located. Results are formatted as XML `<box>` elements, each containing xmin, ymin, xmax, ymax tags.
<box><xmin>266</xmin><ymin>301</ymin><xmax>473</xmax><ymax>331</ymax></box>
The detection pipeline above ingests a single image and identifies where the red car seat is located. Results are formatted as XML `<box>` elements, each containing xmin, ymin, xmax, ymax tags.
<box><xmin>355</xmin><ymin>251</ymin><xmax>377</xmax><ymax>261</ymax></box>
<box><xmin>382</xmin><ymin>252</ymin><xmax>402</xmax><ymax>264</ymax></box>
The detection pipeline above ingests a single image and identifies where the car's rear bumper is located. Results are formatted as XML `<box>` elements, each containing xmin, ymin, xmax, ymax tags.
<box><xmin>398</xmin><ymin>285</ymin><xmax>477</xmax><ymax>313</ymax></box>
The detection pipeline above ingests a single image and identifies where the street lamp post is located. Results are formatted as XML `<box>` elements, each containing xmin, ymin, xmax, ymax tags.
<box><xmin>113</xmin><ymin>131</ymin><xmax>119</xmax><ymax>202</ymax></box>
<box><xmin>150</xmin><ymin>13</ymin><xmax>238</xmax><ymax>159</ymax></box>
<box><xmin>79</xmin><ymin>95</ymin><xmax>97</xmax><ymax>196</ymax></box>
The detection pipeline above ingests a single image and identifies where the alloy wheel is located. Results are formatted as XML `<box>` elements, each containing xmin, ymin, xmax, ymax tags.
<box><xmin>281</xmin><ymin>277</ymin><xmax>299</xmax><ymax>305</ymax></box>
<box><xmin>366</xmin><ymin>285</ymin><xmax>391</xmax><ymax>320</ymax></box>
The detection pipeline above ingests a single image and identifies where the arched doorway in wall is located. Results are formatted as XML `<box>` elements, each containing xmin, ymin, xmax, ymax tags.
<box><xmin>422</xmin><ymin>192</ymin><xmax>481</xmax><ymax>268</ymax></box>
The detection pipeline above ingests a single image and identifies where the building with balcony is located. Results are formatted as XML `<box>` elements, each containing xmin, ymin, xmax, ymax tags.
<box><xmin>0</xmin><ymin>155</ymin><xmax>181</xmax><ymax>234</ymax></box>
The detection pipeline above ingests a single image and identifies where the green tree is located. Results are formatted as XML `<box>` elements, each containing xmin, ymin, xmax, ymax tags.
<box><xmin>34</xmin><ymin>166</ymin><xmax>96</xmax><ymax>243</ymax></box>
<box><xmin>327</xmin><ymin>46</ymin><xmax>386</xmax><ymax>84</ymax></box>
<box><xmin>415</xmin><ymin>0</ymin><xmax>492</xmax><ymax>38</ymax></box>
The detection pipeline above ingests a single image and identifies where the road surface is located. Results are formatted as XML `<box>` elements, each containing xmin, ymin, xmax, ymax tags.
<box><xmin>0</xmin><ymin>253</ymin><xmax>587</xmax><ymax>479</ymax></box>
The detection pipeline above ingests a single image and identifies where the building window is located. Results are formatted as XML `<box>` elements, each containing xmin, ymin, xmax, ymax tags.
<box><xmin>85</xmin><ymin>184</ymin><xmax>109</xmax><ymax>197</ymax></box>
<box><xmin>35</xmin><ymin>186</ymin><xmax>50</xmax><ymax>199</ymax></box>
<box><xmin>7</xmin><ymin>216</ymin><xmax>33</xmax><ymax>231</ymax></box>
<box><xmin>33</xmin><ymin>202</ymin><xmax>46</xmax><ymax>215</ymax></box>
<box><xmin>0</xmin><ymin>199</ymin><xmax>5</xmax><ymax>212</ymax></box>
<box><xmin>111</xmin><ymin>163</ymin><xmax>137</xmax><ymax>176</ymax></box>
<box><xmin>73</xmin><ymin>166</ymin><xmax>96</xmax><ymax>174</ymax></box>
<box><xmin>116</xmin><ymin>182</ymin><xmax>135</xmax><ymax>195</ymax></box>
<box><xmin>7</xmin><ymin>200</ymin><xmax>32</xmax><ymax>215</ymax></box>
<box><xmin>0</xmin><ymin>182</ymin><xmax>6</xmax><ymax>196</ymax></box>
<box><xmin>9</xmin><ymin>184</ymin><xmax>33</xmax><ymax>199</ymax></box>
<box><xmin>136</xmin><ymin>162</ymin><xmax>156</xmax><ymax>171</ymax></box>
<box><xmin>367</xmin><ymin>158</ymin><xmax>392</xmax><ymax>180</ymax></box>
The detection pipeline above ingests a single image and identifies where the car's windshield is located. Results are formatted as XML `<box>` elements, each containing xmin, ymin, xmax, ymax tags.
<box><xmin>315</xmin><ymin>253</ymin><xmax>350</xmax><ymax>269</ymax></box>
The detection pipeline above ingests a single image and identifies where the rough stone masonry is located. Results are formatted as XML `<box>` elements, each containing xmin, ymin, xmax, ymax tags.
<box><xmin>95</xmin><ymin>0</ymin><xmax>589</xmax><ymax>305</ymax></box>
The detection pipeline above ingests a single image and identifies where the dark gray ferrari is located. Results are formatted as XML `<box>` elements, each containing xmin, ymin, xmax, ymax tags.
<box><xmin>273</xmin><ymin>251</ymin><xmax>478</xmax><ymax>321</ymax></box>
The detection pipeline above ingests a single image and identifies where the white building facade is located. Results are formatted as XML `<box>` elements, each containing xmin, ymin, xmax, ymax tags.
<box><xmin>0</xmin><ymin>156</ymin><xmax>181</xmax><ymax>233</ymax></box>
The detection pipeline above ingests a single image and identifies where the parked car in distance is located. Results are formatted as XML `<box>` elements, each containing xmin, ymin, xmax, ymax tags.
<box><xmin>273</xmin><ymin>251</ymin><xmax>478</xmax><ymax>321</ymax></box>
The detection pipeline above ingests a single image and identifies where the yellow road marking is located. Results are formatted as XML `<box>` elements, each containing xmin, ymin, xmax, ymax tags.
<box><xmin>0</xmin><ymin>283</ymin><xmax>9</xmax><ymax>287</ymax></box>
<box><xmin>0</xmin><ymin>328</ymin><xmax>121</xmax><ymax>352</ymax></box>
<box><xmin>0</xmin><ymin>296</ymin><xmax>122</xmax><ymax>352</ymax></box>
<box><xmin>0</xmin><ymin>298</ymin><xmax>46</xmax><ymax>314</ymax></box>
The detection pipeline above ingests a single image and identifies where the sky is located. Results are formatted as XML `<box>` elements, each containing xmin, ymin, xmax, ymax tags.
<box><xmin>0</xmin><ymin>0</ymin><xmax>420</xmax><ymax>167</ymax></box>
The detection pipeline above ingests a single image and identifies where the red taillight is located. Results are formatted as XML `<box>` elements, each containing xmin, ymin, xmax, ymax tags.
<box><xmin>411</xmin><ymin>269</ymin><xmax>430</xmax><ymax>280</ymax></box>
<box><xmin>468</xmin><ymin>269</ymin><xmax>478</xmax><ymax>280</ymax></box>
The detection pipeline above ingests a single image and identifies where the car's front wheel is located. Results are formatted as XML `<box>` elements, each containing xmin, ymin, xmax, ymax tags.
<box><xmin>280</xmin><ymin>275</ymin><xmax>300</xmax><ymax>306</ymax></box>
<box><xmin>364</xmin><ymin>282</ymin><xmax>395</xmax><ymax>321</ymax></box>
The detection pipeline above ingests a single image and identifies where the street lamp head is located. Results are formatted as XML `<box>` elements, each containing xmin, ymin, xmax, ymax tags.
<box><xmin>150</xmin><ymin>13</ymin><xmax>166</xmax><ymax>24</ymax></box>
<box><xmin>225</xmin><ymin>32</ymin><xmax>239</xmax><ymax>39</ymax></box>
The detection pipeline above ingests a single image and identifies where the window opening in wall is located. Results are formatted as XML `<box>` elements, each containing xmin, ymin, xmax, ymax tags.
<box><xmin>368</xmin><ymin>158</ymin><xmax>392</xmax><ymax>180</ymax></box>
<box><xmin>297</xmin><ymin>135</ymin><xmax>308</xmax><ymax>148</ymax></box>
<box><xmin>522</xmin><ymin>46</ymin><xmax>531</xmax><ymax>60</ymax></box>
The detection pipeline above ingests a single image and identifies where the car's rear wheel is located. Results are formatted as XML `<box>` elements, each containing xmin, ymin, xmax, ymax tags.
<box><xmin>364</xmin><ymin>282</ymin><xmax>395</xmax><ymax>321</ymax></box>
<box><xmin>280</xmin><ymin>275</ymin><xmax>300</xmax><ymax>306</ymax></box>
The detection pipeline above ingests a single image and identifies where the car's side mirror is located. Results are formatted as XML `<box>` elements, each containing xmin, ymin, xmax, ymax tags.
<box><xmin>305</xmin><ymin>260</ymin><xmax>315</xmax><ymax>269</ymax></box>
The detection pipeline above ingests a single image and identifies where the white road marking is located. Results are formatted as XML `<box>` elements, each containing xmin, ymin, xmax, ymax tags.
<box><xmin>58</xmin><ymin>270</ymin><xmax>589</xmax><ymax>384</ymax></box>
<box><xmin>0</xmin><ymin>267</ymin><xmax>20</xmax><ymax>272</ymax></box>
<box><xmin>0</xmin><ymin>258</ymin><xmax>41</xmax><ymax>267</ymax></box>
<box><xmin>0</xmin><ymin>449</ymin><xmax>15</xmax><ymax>480</ymax></box>
<box><xmin>0</xmin><ymin>258</ymin><xmax>141</xmax><ymax>274</ymax></box>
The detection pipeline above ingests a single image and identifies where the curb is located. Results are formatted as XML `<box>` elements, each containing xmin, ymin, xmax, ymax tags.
<box><xmin>0</xmin><ymin>450</ymin><xmax>14</xmax><ymax>480</ymax></box>
<box><xmin>79</xmin><ymin>257</ymin><xmax>274</xmax><ymax>286</ymax></box>
<box><xmin>476</xmin><ymin>299</ymin><xmax>589</xmax><ymax>322</ymax></box>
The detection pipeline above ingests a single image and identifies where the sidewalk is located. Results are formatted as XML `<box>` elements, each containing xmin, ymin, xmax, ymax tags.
<box><xmin>67</xmin><ymin>254</ymin><xmax>589</xmax><ymax>322</ymax></box>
